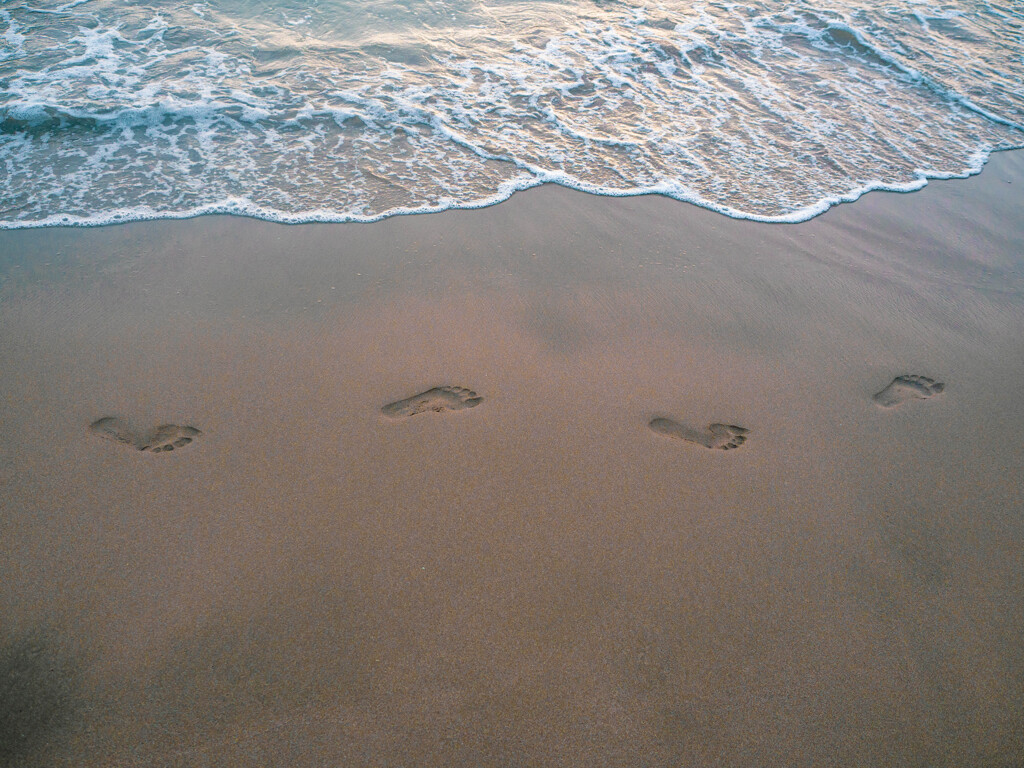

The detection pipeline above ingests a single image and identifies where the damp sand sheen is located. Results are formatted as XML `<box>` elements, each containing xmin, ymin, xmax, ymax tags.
<box><xmin>1</xmin><ymin>153</ymin><xmax>1023</xmax><ymax>767</ymax></box>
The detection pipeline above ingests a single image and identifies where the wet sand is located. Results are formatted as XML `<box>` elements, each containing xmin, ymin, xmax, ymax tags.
<box><xmin>1</xmin><ymin>152</ymin><xmax>1023</xmax><ymax>767</ymax></box>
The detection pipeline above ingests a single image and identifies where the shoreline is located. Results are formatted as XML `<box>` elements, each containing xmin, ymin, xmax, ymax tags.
<box><xmin>2</xmin><ymin>146</ymin><xmax>1023</xmax><ymax>232</ymax></box>
<box><xmin>1</xmin><ymin>148</ymin><xmax>1023</xmax><ymax>767</ymax></box>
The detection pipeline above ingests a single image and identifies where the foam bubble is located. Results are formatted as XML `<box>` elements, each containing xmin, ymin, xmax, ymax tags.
<box><xmin>0</xmin><ymin>0</ymin><xmax>1021</xmax><ymax>229</ymax></box>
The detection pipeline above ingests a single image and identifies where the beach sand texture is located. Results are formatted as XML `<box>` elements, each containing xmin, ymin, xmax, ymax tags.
<box><xmin>1</xmin><ymin>152</ymin><xmax>1023</xmax><ymax>767</ymax></box>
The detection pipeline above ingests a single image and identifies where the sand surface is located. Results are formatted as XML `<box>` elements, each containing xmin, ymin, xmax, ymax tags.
<box><xmin>1</xmin><ymin>152</ymin><xmax>1023</xmax><ymax>767</ymax></box>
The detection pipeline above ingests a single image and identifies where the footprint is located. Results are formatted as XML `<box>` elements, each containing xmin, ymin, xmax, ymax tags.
<box><xmin>139</xmin><ymin>424</ymin><xmax>202</xmax><ymax>453</ymax></box>
<box><xmin>872</xmin><ymin>375</ymin><xmax>945</xmax><ymax>408</ymax></box>
<box><xmin>381</xmin><ymin>386</ymin><xmax>482</xmax><ymax>419</ymax></box>
<box><xmin>90</xmin><ymin>417</ymin><xmax>201</xmax><ymax>454</ymax></box>
<box><xmin>648</xmin><ymin>418</ymin><xmax>749</xmax><ymax>450</ymax></box>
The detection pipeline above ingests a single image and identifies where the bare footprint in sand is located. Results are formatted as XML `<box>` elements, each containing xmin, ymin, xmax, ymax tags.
<box><xmin>872</xmin><ymin>375</ymin><xmax>945</xmax><ymax>408</ymax></box>
<box><xmin>381</xmin><ymin>386</ymin><xmax>482</xmax><ymax>419</ymax></box>
<box><xmin>648</xmin><ymin>418</ymin><xmax>749</xmax><ymax>450</ymax></box>
<box><xmin>90</xmin><ymin>417</ymin><xmax>201</xmax><ymax>453</ymax></box>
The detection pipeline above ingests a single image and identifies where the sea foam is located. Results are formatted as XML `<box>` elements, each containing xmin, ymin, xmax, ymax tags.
<box><xmin>0</xmin><ymin>0</ymin><xmax>1021</xmax><ymax>228</ymax></box>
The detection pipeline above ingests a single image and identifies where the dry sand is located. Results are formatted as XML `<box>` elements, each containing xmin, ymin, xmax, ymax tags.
<box><xmin>1</xmin><ymin>151</ymin><xmax>1023</xmax><ymax>767</ymax></box>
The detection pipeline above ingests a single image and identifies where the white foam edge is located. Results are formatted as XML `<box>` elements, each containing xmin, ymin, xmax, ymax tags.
<box><xmin>0</xmin><ymin>145</ymin><xmax>1017</xmax><ymax>231</ymax></box>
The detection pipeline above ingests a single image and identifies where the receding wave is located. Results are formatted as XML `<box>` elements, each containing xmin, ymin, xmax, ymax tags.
<box><xmin>0</xmin><ymin>0</ymin><xmax>1021</xmax><ymax>228</ymax></box>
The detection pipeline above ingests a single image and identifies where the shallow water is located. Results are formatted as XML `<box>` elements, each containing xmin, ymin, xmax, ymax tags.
<box><xmin>1</xmin><ymin>0</ymin><xmax>1023</xmax><ymax>226</ymax></box>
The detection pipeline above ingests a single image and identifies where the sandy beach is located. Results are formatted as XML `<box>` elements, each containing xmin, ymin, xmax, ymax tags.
<box><xmin>1</xmin><ymin>151</ymin><xmax>1023</xmax><ymax>767</ymax></box>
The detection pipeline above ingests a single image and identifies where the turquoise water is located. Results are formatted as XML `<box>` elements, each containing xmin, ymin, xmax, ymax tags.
<box><xmin>1</xmin><ymin>0</ymin><xmax>1022</xmax><ymax>226</ymax></box>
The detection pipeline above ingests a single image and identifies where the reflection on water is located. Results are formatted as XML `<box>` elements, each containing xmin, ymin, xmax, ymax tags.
<box><xmin>0</xmin><ymin>0</ymin><xmax>1022</xmax><ymax>226</ymax></box>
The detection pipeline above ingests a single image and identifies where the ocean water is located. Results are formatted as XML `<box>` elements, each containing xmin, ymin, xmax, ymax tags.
<box><xmin>0</xmin><ymin>0</ymin><xmax>1021</xmax><ymax>228</ymax></box>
